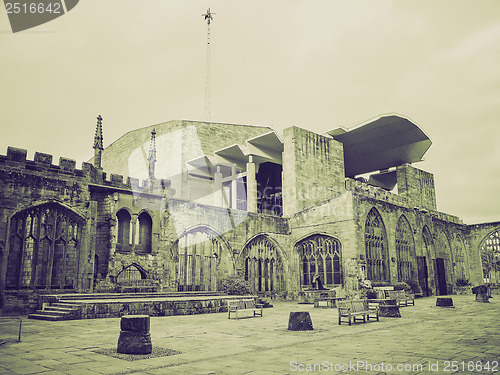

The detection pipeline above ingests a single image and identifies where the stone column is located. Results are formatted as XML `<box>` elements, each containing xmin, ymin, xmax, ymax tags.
<box><xmin>214</xmin><ymin>165</ymin><xmax>223</xmax><ymax>207</ymax></box>
<box><xmin>246</xmin><ymin>156</ymin><xmax>257</xmax><ymax>213</ymax></box>
<box><xmin>117</xmin><ymin>315</ymin><xmax>152</xmax><ymax>354</ymax></box>
<box><xmin>231</xmin><ymin>164</ymin><xmax>237</xmax><ymax>209</ymax></box>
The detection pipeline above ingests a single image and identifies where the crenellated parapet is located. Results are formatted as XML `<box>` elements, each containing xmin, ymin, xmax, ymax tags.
<box><xmin>345</xmin><ymin>177</ymin><xmax>463</xmax><ymax>225</ymax></box>
<box><xmin>0</xmin><ymin>146</ymin><xmax>171</xmax><ymax>195</ymax></box>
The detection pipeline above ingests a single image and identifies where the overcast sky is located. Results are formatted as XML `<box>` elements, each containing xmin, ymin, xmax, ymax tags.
<box><xmin>1</xmin><ymin>1</ymin><xmax>499</xmax><ymax>224</ymax></box>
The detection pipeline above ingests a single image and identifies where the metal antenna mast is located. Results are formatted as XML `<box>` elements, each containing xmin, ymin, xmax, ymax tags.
<box><xmin>202</xmin><ymin>8</ymin><xmax>215</xmax><ymax>121</ymax></box>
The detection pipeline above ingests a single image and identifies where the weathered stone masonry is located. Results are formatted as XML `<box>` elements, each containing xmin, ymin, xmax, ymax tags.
<box><xmin>1</xmin><ymin>117</ymin><xmax>499</xmax><ymax>314</ymax></box>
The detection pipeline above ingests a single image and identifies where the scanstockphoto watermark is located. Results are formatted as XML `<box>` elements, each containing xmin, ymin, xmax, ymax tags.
<box><xmin>289</xmin><ymin>360</ymin><xmax>499</xmax><ymax>373</ymax></box>
<box><xmin>290</xmin><ymin>361</ymin><xmax>425</xmax><ymax>373</ymax></box>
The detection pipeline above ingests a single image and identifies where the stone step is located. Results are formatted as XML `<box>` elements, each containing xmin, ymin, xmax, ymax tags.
<box><xmin>48</xmin><ymin>291</ymin><xmax>224</xmax><ymax>301</ymax></box>
<box><xmin>52</xmin><ymin>302</ymin><xmax>83</xmax><ymax>308</ymax></box>
<box><xmin>28</xmin><ymin>313</ymin><xmax>65</xmax><ymax>321</ymax></box>
<box><xmin>43</xmin><ymin>306</ymin><xmax>79</xmax><ymax>313</ymax></box>
<box><xmin>28</xmin><ymin>301</ymin><xmax>83</xmax><ymax>321</ymax></box>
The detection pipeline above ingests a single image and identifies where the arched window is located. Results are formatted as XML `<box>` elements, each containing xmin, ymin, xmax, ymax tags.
<box><xmin>480</xmin><ymin>229</ymin><xmax>500</xmax><ymax>283</ymax></box>
<box><xmin>116</xmin><ymin>209</ymin><xmax>131</xmax><ymax>252</ymax></box>
<box><xmin>137</xmin><ymin>212</ymin><xmax>153</xmax><ymax>253</ymax></box>
<box><xmin>243</xmin><ymin>236</ymin><xmax>284</xmax><ymax>293</ymax></box>
<box><xmin>395</xmin><ymin>215</ymin><xmax>416</xmax><ymax>282</ymax></box>
<box><xmin>6</xmin><ymin>203</ymin><xmax>83</xmax><ymax>290</ymax></box>
<box><xmin>174</xmin><ymin>228</ymin><xmax>222</xmax><ymax>291</ymax></box>
<box><xmin>364</xmin><ymin>208</ymin><xmax>389</xmax><ymax>282</ymax></box>
<box><xmin>297</xmin><ymin>235</ymin><xmax>342</xmax><ymax>287</ymax></box>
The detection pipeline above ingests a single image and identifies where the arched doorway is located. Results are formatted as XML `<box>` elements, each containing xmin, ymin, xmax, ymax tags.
<box><xmin>417</xmin><ymin>226</ymin><xmax>434</xmax><ymax>296</ymax></box>
<box><xmin>435</xmin><ymin>230</ymin><xmax>451</xmax><ymax>295</ymax></box>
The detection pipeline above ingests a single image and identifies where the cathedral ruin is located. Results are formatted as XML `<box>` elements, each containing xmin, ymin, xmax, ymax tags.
<box><xmin>1</xmin><ymin>114</ymin><xmax>498</xmax><ymax>313</ymax></box>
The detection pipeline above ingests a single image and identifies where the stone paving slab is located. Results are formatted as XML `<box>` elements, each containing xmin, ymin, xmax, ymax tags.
<box><xmin>0</xmin><ymin>295</ymin><xmax>499</xmax><ymax>374</ymax></box>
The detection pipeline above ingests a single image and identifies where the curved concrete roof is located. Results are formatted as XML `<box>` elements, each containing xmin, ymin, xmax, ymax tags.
<box><xmin>326</xmin><ymin>114</ymin><xmax>432</xmax><ymax>177</ymax></box>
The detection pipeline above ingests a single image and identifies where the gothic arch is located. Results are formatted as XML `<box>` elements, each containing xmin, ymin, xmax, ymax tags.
<box><xmin>395</xmin><ymin>215</ymin><xmax>417</xmax><ymax>283</ymax></box>
<box><xmin>295</xmin><ymin>233</ymin><xmax>342</xmax><ymax>287</ymax></box>
<box><xmin>417</xmin><ymin>225</ymin><xmax>435</xmax><ymax>296</ymax></box>
<box><xmin>422</xmin><ymin>226</ymin><xmax>434</xmax><ymax>259</ymax></box>
<box><xmin>364</xmin><ymin>208</ymin><xmax>389</xmax><ymax>282</ymax></box>
<box><xmin>5</xmin><ymin>202</ymin><xmax>84</xmax><ymax>290</ymax></box>
<box><xmin>116</xmin><ymin>263</ymin><xmax>147</xmax><ymax>282</ymax></box>
<box><xmin>479</xmin><ymin>228</ymin><xmax>500</xmax><ymax>283</ymax></box>
<box><xmin>8</xmin><ymin>199</ymin><xmax>86</xmax><ymax>222</ymax></box>
<box><xmin>241</xmin><ymin>234</ymin><xmax>285</xmax><ymax>293</ymax></box>
<box><xmin>172</xmin><ymin>226</ymin><xmax>231</xmax><ymax>291</ymax></box>
<box><xmin>435</xmin><ymin>229</ymin><xmax>452</xmax><ymax>295</ymax></box>
<box><xmin>137</xmin><ymin>211</ymin><xmax>153</xmax><ymax>253</ymax></box>
<box><xmin>116</xmin><ymin>209</ymin><xmax>132</xmax><ymax>252</ymax></box>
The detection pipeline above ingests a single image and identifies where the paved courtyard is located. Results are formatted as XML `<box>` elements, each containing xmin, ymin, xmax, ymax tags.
<box><xmin>0</xmin><ymin>295</ymin><xmax>498</xmax><ymax>374</ymax></box>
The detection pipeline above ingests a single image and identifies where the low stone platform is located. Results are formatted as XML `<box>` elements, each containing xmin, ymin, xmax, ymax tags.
<box><xmin>29</xmin><ymin>292</ymin><xmax>261</xmax><ymax>320</ymax></box>
<box><xmin>2</xmin><ymin>295</ymin><xmax>498</xmax><ymax>375</ymax></box>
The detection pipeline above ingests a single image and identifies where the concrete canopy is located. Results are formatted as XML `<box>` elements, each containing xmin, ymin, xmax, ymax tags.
<box><xmin>327</xmin><ymin>114</ymin><xmax>432</xmax><ymax>177</ymax></box>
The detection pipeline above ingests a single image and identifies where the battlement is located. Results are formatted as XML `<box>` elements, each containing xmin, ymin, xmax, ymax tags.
<box><xmin>1</xmin><ymin>146</ymin><xmax>171</xmax><ymax>194</ymax></box>
<box><xmin>345</xmin><ymin>177</ymin><xmax>411</xmax><ymax>207</ymax></box>
<box><xmin>345</xmin><ymin>177</ymin><xmax>463</xmax><ymax>224</ymax></box>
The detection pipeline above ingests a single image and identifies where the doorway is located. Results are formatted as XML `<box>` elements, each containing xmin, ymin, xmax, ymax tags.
<box><xmin>416</xmin><ymin>256</ymin><xmax>429</xmax><ymax>296</ymax></box>
<box><xmin>434</xmin><ymin>258</ymin><xmax>448</xmax><ymax>295</ymax></box>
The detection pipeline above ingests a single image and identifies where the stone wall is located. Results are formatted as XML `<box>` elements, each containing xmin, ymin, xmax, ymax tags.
<box><xmin>396</xmin><ymin>164</ymin><xmax>437</xmax><ymax>211</ymax></box>
<box><xmin>282</xmin><ymin>126</ymin><xmax>344</xmax><ymax>216</ymax></box>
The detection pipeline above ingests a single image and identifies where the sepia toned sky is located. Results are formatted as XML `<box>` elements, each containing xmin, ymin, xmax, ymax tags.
<box><xmin>1</xmin><ymin>1</ymin><xmax>499</xmax><ymax>224</ymax></box>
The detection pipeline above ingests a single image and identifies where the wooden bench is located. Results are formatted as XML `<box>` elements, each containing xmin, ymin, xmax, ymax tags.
<box><xmin>384</xmin><ymin>290</ymin><xmax>415</xmax><ymax>306</ymax></box>
<box><xmin>337</xmin><ymin>300</ymin><xmax>379</xmax><ymax>325</ymax></box>
<box><xmin>314</xmin><ymin>297</ymin><xmax>346</xmax><ymax>308</ymax></box>
<box><xmin>227</xmin><ymin>299</ymin><xmax>263</xmax><ymax>319</ymax></box>
<box><xmin>118</xmin><ymin>279</ymin><xmax>159</xmax><ymax>293</ymax></box>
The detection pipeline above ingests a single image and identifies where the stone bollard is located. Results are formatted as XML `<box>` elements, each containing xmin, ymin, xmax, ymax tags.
<box><xmin>436</xmin><ymin>297</ymin><xmax>453</xmax><ymax>307</ymax></box>
<box><xmin>288</xmin><ymin>312</ymin><xmax>313</xmax><ymax>331</ymax></box>
<box><xmin>117</xmin><ymin>315</ymin><xmax>152</xmax><ymax>354</ymax></box>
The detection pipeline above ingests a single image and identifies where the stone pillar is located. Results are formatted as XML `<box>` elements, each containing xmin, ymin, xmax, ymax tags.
<box><xmin>214</xmin><ymin>166</ymin><xmax>223</xmax><ymax>207</ymax></box>
<box><xmin>117</xmin><ymin>315</ymin><xmax>152</xmax><ymax>354</ymax></box>
<box><xmin>231</xmin><ymin>164</ymin><xmax>237</xmax><ymax>209</ymax></box>
<box><xmin>246</xmin><ymin>156</ymin><xmax>257</xmax><ymax>213</ymax></box>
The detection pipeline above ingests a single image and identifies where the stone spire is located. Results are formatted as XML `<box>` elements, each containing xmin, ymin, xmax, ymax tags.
<box><xmin>147</xmin><ymin>128</ymin><xmax>157</xmax><ymax>180</ymax></box>
<box><xmin>93</xmin><ymin>115</ymin><xmax>103</xmax><ymax>169</ymax></box>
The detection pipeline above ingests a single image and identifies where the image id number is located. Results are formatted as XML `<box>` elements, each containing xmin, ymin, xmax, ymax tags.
<box><xmin>6</xmin><ymin>2</ymin><xmax>62</xmax><ymax>14</ymax></box>
<box><xmin>443</xmin><ymin>361</ymin><xmax>498</xmax><ymax>372</ymax></box>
